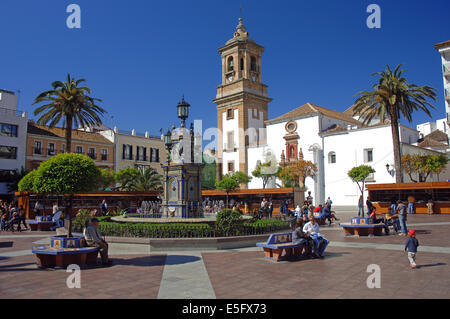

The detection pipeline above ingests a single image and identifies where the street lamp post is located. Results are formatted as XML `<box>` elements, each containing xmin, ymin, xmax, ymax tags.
<box><xmin>177</xmin><ymin>95</ymin><xmax>190</xmax><ymax>128</ymax></box>
<box><xmin>163</xmin><ymin>128</ymin><xmax>173</xmax><ymax>165</ymax></box>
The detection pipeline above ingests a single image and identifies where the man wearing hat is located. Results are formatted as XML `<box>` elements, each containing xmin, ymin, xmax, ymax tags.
<box><xmin>84</xmin><ymin>218</ymin><xmax>112</xmax><ymax>266</ymax></box>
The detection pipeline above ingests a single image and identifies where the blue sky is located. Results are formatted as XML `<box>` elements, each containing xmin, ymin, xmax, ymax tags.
<box><xmin>1</xmin><ymin>0</ymin><xmax>449</xmax><ymax>143</ymax></box>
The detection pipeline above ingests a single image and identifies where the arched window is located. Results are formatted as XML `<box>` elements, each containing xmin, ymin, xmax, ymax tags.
<box><xmin>250</xmin><ymin>56</ymin><xmax>257</xmax><ymax>72</ymax></box>
<box><xmin>227</xmin><ymin>56</ymin><xmax>234</xmax><ymax>71</ymax></box>
<box><xmin>328</xmin><ymin>151</ymin><xmax>336</xmax><ymax>164</ymax></box>
<box><xmin>289</xmin><ymin>146</ymin><xmax>295</xmax><ymax>159</ymax></box>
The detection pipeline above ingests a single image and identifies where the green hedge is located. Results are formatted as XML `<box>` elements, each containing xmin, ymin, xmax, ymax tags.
<box><xmin>72</xmin><ymin>211</ymin><xmax>289</xmax><ymax>238</ymax></box>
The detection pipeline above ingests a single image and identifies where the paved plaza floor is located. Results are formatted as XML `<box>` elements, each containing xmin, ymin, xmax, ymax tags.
<box><xmin>1</xmin><ymin>213</ymin><xmax>450</xmax><ymax>299</ymax></box>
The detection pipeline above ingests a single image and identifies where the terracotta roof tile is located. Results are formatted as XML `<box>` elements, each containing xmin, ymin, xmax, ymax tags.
<box><xmin>418</xmin><ymin>137</ymin><xmax>448</xmax><ymax>148</ymax></box>
<box><xmin>424</xmin><ymin>130</ymin><xmax>448</xmax><ymax>143</ymax></box>
<box><xmin>27</xmin><ymin>123</ymin><xmax>113</xmax><ymax>144</ymax></box>
<box><xmin>266</xmin><ymin>102</ymin><xmax>362</xmax><ymax>126</ymax></box>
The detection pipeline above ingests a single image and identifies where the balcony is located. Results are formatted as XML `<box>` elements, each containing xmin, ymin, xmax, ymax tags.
<box><xmin>223</xmin><ymin>143</ymin><xmax>237</xmax><ymax>152</ymax></box>
<box><xmin>33</xmin><ymin>148</ymin><xmax>65</xmax><ymax>157</ymax></box>
<box><xmin>135</xmin><ymin>155</ymin><xmax>147</xmax><ymax>162</ymax></box>
<box><xmin>444</xmin><ymin>63</ymin><xmax>450</xmax><ymax>76</ymax></box>
<box><xmin>0</xmin><ymin>107</ymin><xmax>27</xmax><ymax>119</ymax></box>
<box><xmin>87</xmin><ymin>152</ymin><xmax>97</xmax><ymax>160</ymax></box>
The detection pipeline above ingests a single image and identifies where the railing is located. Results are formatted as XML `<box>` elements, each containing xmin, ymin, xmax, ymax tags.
<box><xmin>443</xmin><ymin>63</ymin><xmax>450</xmax><ymax>73</ymax></box>
<box><xmin>122</xmin><ymin>154</ymin><xmax>159</xmax><ymax>162</ymax></box>
<box><xmin>0</xmin><ymin>107</ymin><xmax>27</xmax><ymax>118</ymax></box>
<box><xmin>87</xmin><ymin>152</ymin><xmax>97</xmax><ymax>160</ymax></box>
<box><xmin>30</xmin><ymin>148</ymin><xmax>109</xmax><ymax>162</ymax></box>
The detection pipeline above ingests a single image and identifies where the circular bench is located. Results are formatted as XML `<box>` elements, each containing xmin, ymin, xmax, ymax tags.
<box><xmin>27</xmin><ymin>216</ymin><xmax>55</xmax><ymax>231</ymax></box>
<box><xmin>31</xmin><ymin>235</ymin><xmax>99</xmax><ymax>268</ymax></box>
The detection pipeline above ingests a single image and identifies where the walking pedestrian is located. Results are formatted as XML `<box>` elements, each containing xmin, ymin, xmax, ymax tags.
<box><xmin>404</xmin><ymin>229</ymin><xmax>419</xmax><ymax>269</ymax></box>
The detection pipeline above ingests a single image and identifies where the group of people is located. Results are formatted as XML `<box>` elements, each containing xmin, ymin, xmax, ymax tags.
<box><xmin>0</xmin><ymin>200</ymin><xmax>27</xmax><ymax>232</ymax></box>
<box><xmin>291</xmin><ymin>196</ymin><xmax>340</xmax><ymax>226</ymax></box>
<box><xmin>291</xmin><ymin>217</ymin><xmax>329</xmax><ymax>258</ymax></box>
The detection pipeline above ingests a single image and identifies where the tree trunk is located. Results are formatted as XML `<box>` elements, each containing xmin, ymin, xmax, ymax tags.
<box><xmin>389</xmin><ymin>109</ymin><xmax>403</xmax><ymax>183</ymax></box>
<box><xmin>68</xmin><ymin>195</ymin><xmax>73</xmax><ymax>237</ymax></box>
<box><xmin>226</xmin><ymin>192</ymin><xmax>229</xmax><ymax>208</ymax></box>
<box><xmin>66</xmin><ymin>116</ymin><xmax>73</xmax><ymax>153</ymax></box>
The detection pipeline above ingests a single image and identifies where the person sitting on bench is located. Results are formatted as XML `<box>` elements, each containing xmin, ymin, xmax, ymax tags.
<box><xmin>303</xmin><ymin>217</ymin><xmax>329</xmax><ymax>258</ymax></box>
<box><xmin>322</xmin><ymin>203</ymin><xmax>339</xmax><ymax>225</ymax></box>
<box><xmin>84</xmin><ymin>218</ymin><xmax>112</xmax><ymax>266</ymax></box>
<box><xmin>292</xmin><ymin>220</ymin><xmax>311</xmax><ymax>257</ymax></box>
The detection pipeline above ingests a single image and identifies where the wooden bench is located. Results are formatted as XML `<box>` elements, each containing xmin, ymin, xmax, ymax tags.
<box><xmin>27</xmin><ymin>216</ymin><xmax>55</xmax><ymax>231</ymax></box>
<box><xmin>31</xmin><ymin>234</ymin><xmax>99</xmax><ymax>268</ymax></box>
<box><xmin>256</xmin><ymin>233</ymin><xmax>308</xmax><ymax>262</ymax></box>
<box><xmin>341</xmin><ymin>217</ymin><xmax>385</xmax><ymax>236</ymax></box>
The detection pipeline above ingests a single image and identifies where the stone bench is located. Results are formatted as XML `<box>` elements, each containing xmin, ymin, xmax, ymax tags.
<box><xmin>31</xmin><ymin>234</ymin><xmax>99</xmax><ymax>268</ymax></box>
<box><xmin>256</xmin><ymin>233</ymin><xmax>308</xmax><ymax>262</ymax></box>
<box><xmin>341</xmin><ymin>217</ymin><xmax>385</xmax><ymax>236</ymax></box>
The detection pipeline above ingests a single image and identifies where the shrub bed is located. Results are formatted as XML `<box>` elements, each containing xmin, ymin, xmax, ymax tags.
<box><xmin>71</xmin><ymin>210</ymin><xmax>289</xmax><ymax>238</ymax></box>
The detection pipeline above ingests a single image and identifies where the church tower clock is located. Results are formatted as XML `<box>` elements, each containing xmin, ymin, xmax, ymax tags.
<box><xmin>213</xmin><ymin>17</ymin><xmax>272</xmax><ymax>186</ymax></box>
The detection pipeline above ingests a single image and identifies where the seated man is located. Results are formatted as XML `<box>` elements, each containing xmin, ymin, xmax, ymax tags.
<box><xmin>291</xmin><ymin>220</ymin><xmax>311</xmax><ymax>258</ymax></box>
<box><xmin>303</xmin><ymin>217</ymin><xmax>329</xmax><ymax>258</ymax></box>
<box><xmin>9</xmin><ymin>212</ymin><xmax>21</xmax><ymax>232</ymax></box>
<box><xmin>322</xmin><ymin>203</ymin><xmax>339</xmax><ymax>225</ymax></box>
<box><xmin>83</xmin><ymin>218</ymin><xmax>112</xmax><ymax>266</ymax></box>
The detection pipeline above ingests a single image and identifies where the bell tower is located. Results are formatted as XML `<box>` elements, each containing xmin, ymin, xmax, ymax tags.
<box><xmin>213</xmin><ymin>17</ymin><xmax>272</xmax><ymax>185</ymax></box>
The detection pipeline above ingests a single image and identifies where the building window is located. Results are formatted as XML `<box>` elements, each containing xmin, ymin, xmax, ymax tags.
<box><xmin>0</xmin><ymin>145</ymin><xmax>17</xmax><ymax>159</ymax></box>
<box><xmin>137</xmin><ymin>146</ymin><xmax>147</xmax><ymax>161</ymax></box>
<box><xmin>87</xmin><ymin>147</ymin><xmax>96</xmax><ymax>160</ymax></box>
<box><xmin>61</xmin><ymin>143</ymin><xmax>66</xmax><ymax>153</ymax></box>
<box><xmin>240</xmin><ymin>58</ymin><xmax>244</xmax><ymax>71</ymax></box>
<box><xmin>250</xmin><ymin>56</ymin><xmax>257</xmax><ymax>72</ymax></box>
<box><xmin>228</xmin><ymin>161</ymin><xmax>235</xmax><ymax>173</ymax></box>
<box><xmin>227</xmin><ymin>109</ymin><xmax>234</xmax><ymax>120</ymax></box>
<box><xmin>123</xmin><ymin>144</ymin><xmax>132</xmax><ymax>160</ymax></box>
<box><xmin>226</xmin><ymin>131</ymin><xmax>234</xmax><ymax>151</ymax></box>
<box><xmin>101</xmin><ymin>149</ymin><xmax>108</xmax><ymax>161</ymax></box>
<box><xmin>75</xmin><ymin>146</ymin><xmax>83</xmax><ymax>154</ymax></box>
<box><xmin>227</xmin><ymin>56</ymin><xmax>234</xmax><ymax>72</ymax></box>
<box><xmin>34</xmin><ymin>141</ymin><xmax>42</xmax><ymax>155</ymax></box>
<box><xmin>364</xmin><ymin>149</ymin><xmax>373</xmax><ymax>163</ymax></box>
<box><xmin>0</xmin><ymin>123</ymin><xmax>18</xmax><ymax>137</ymax></box>
<box><xmin>0</xmin><ymin>169</ymin><xmax>16</xmax><ymax>182</ymax></box>
<box><xmin>328</xmin><ymin>152</ymin><xmax>336</xmax><ymax>164</ymax></box>
<box><xmin>48</xmin><ymin>143</ymin><xmax>55</xmax><ymax>156</ymax></box>
<box><xmin>150</xmin><ymin>148</ymin><xmax>159</xmax><ymax>162</ymax></box>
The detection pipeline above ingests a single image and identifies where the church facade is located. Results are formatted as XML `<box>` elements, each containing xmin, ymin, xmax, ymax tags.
<box><xmin>214</xmin><ymin>18</ymin><xmax>445</xmax><ymax>206</ymax></box>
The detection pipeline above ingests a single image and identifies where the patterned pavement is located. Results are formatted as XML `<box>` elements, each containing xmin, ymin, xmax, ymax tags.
<box><xmin>1</xmin><ymin>214</ymin><xmax>450</xmax><ymax>299</ymax></box>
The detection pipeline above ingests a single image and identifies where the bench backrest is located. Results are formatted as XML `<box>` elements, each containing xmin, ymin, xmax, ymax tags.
<box><xmin>267</xmin><ymin>233</ymin><xmax>292</xmax><ymax>245</ymax></box>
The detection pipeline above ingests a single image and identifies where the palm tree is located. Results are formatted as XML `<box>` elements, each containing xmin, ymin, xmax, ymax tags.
<box><xmin>33</xmin><ymin>74</ymin><xmax>106</xmax><ymax>153</ymax></box>
<box><xmin>353</xmin><ymin>65</ymin><xmax>437</xmax><ymax>183</ymax></box>
<box><xmin>127</xmin><ymin>167</ymin><xmax>163</xmax><ymax>191</ymax></box>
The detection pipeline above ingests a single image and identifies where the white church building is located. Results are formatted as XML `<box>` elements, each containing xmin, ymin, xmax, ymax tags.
<box><xmin>214</xmin><ymin>18</ymin><xmax>447</xmax><ymax>206</ymax></box>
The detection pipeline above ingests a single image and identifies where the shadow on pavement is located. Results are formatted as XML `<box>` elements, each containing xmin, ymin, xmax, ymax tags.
<box><xmin>109</xmin><ymin>255</ymin><xmax>200</xmax><ymax>267</ymax></box>
<box><xmin>417</xmin><ymin>262</ymin><xmax>446</xmax><ymax>269</ymax></box>
<box><xmin>164</xmin><ymin>255</ymin><xmax>202</xmax><ymax>265</ymax></box>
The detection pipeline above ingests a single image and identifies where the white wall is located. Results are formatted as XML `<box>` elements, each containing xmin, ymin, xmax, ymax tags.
<box><xmin>0</xmin><ymin>91</ymin><xmax>27</xmax><ymax>195</ymax></box>
<box><xmin>221</xmin><ymin>109</ymin><xmax>240</xmax><ymax>175</ymax></box>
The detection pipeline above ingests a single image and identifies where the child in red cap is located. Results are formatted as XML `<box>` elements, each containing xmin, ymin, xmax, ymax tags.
<box><xmin>404</xmin><ymin>229</ymin><xmax>419</xmax><ymax>269</ymax></box>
